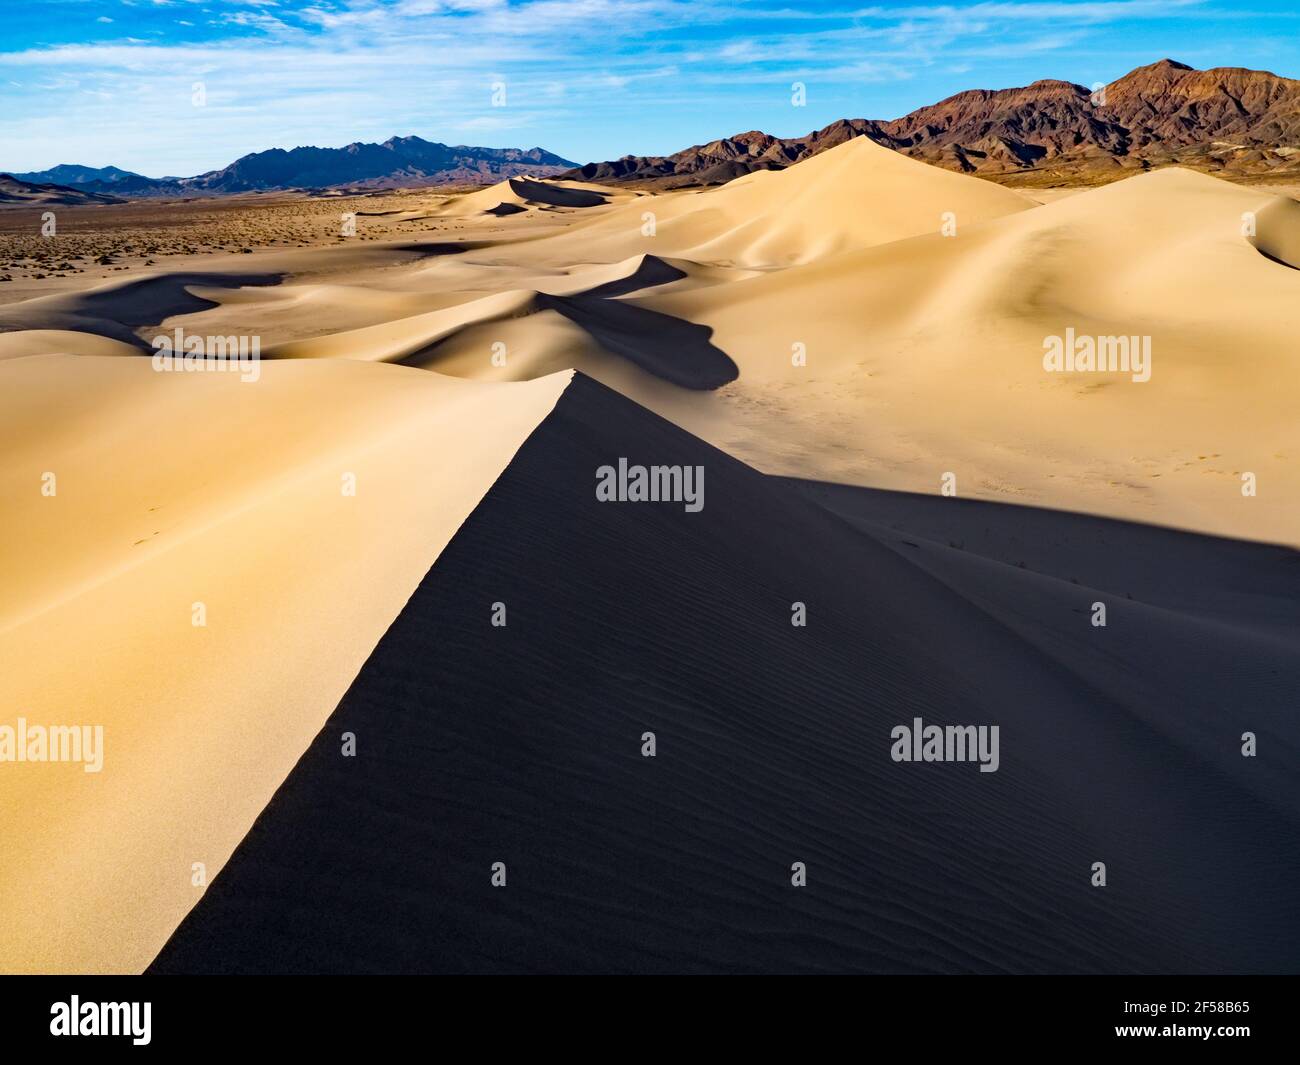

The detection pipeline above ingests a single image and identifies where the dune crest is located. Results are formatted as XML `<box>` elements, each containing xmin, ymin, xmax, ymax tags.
<box><xmin>436</xmin><ymin>176</ymin><xmax>626</xmax><ymax>217</ymax></box>
<box><xmin>148</xmin><ymin>374</ymin><xmax>1300</xmax><ymax>974</ymax></box>
<box><xmin>531</xmin><ymin>135</ymin><xmax>1034</xmax><ymax>268</ymax></box>
<box><xmin>0</xmin><ymin>355</ymin><xmax>569</xmax><ymax>972</ymax></box>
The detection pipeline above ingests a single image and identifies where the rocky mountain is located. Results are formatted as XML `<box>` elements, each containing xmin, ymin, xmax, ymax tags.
<box><xmin>11</xmin><ymin>165</ymin><xmax>184</xmax><ymax>198</ymax></box>
<box><xmin>184</xmin><ymin>135</ymin><xmax>577</xmax><ymax>193</ymax></box>
<box><xmin>565</xmin><ymin>124</ymin><xmax>879</xmax><ymax>186</ymax></box>
<box><xmin>12</xmin><ymin>164</ymin><xmax>152</xmax><ymax>188</ymax></box>
<box><xmin>6</xmin><ymin>136</ymin><xmax>579</xmax><ymax>199</ymax></box>
<box><xmin>564</xmin><ymin>60</ymin><xmax>1300</xmax><ymax>188</ymax></box>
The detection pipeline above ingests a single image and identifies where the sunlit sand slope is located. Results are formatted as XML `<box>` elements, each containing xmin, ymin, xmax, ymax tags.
<box><xmin>532</xmin><ymin>135</ymin><xmax>1035</xmax><ymax>267</ymax></box>
<box><xmin>629</xmin><ymin>167</ymin><xmax>1300</xmax><ymax>544</ymax></box>
<box><xmin>0</xmin><ymin>355</ymin><xmax>569</xmax><ymax>972</ymax></box>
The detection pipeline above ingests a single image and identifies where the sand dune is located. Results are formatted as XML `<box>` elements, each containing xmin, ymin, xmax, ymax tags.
<box><xmin>0</xmin><ymin>328</ymin><xmax>141</xmax><ymax>359</ymax></box>
<box><xmin>305</xmin><ymin>150</ymin><xmax>1296</xmax><ymax>545</ymax></box>
<box><xmin>617</xmin><ymin>166</ymin><xmax>1300</xmax><ymax>544</ymax></box>
<box><xmin>260</xmin><ymin>252</ymin><xmax>736</xmax><ymax>387</ymax></box>
<box><xmin>1249</xmin><ymin>193</ymin><xmax>1300</xmax><ymax>267</ymax></box>
<box><xmin>527</xmin><ymin>135</ymin><xmax>1035</xmax><ymax>267</ymax></box>
<box><xmin>148</xmin><ymin>374</ymin><xmax>1300</xmax><ymax>974</ymax></box>
<box><xmin>264</xmin><ymin>287</ymin><xmax>540</xmax><ymax>363</ymax></box>
<box><xmin>437</xmin><ymin>176</ymin><xmax>623</xmax><ymax>216</ymax></box>
<box><xmin>2</xmin><ymin>127</ymin><xmax>1298</xmax><ymax>977</ymax></box>
<box><xmin>266</xmin><ymin>287</ymin><xmax>734</xmax><ymax>388</ymax></box>
<box><xmin>0</xmin><ymin>271</ymin><xmax>284</xmax><ymax>348</ymax></box>
<box><xmin>0</xmin><ymin>354</ymin><xmax>569</xmax><ymax>972</ymax></box>
<box><xmin>1</xmin><ymin>139</ymin><xmax>1295</xmax><ymax>545</ymax></box>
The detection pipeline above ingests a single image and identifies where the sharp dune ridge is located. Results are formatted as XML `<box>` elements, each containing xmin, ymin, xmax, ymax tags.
<box><xmin>432</xmin><ymin>176</ymin><xmax>633</xmax><ymax>218</ymax></box>
<box><xmin>529</xmin><ymin>136</ymin><xmax>1035</xmax><ymax>269</ymax></box>
<box><xmin>148</xmin><ymin>374</ymin><xmax>1300</xmax><ymax>974</ymax></box>
<box><xmin>258</xmin><ymin>253</ymin><xmax>735</xmax><ymax>388</ymax></box>
<box><xmin>1</xmin><ymin>128</ymin><xmax>1298</xmax><ymax>976</ymax></box>
<box><xmin>0</xmin><ymin>355</ymin><xmax>571</xmax><ymax>972</ymax></box>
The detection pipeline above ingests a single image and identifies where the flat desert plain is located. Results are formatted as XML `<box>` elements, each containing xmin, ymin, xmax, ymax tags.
<box><xmin>2</xmin><ymin>137</ymin><xmax>1298</xmax><ymax>973</ymax></box>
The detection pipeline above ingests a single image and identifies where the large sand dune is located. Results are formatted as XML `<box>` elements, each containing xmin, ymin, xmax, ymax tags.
<box><xmin>2</xmin><ymin>135</ymin><xmax>1297</xmax><ymax>974</ymax></box>
<box><xmin>8</xmin><ymin>135</ymin><xmax>1286</xmax><ymax>542</ymax></box>
<box><xmin>529</xmin><ymin>134</ymin><xmax>1035</xmax><ymax>268</ymax></box>
<box><xmin>149</xmin><ymin>374</ymin><xmax>1300</xmax><ymax>974</ymax></box>
<box><xmin>621</xmin><ymin>164</ymin><xmax>1300</xmax><ymax>543</ymax></box>
<box><xmin>0</xmin><ymin>354</ymin><xmax>568</xmax><ymax>972</ymax></box>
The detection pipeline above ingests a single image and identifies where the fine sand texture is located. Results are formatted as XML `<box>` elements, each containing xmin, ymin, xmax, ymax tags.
<box><xmin>0</xmin><ymin>354</ymin><xmax>569</xmax><ymax>973</ymax></box>
<box><xmin>149</xmin><ymin>374</ymin><xmax>1300</xmax><ymax>974</ymax></box>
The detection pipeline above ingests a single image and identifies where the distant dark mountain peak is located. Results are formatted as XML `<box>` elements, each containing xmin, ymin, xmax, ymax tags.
<box><xmin>184</xmin><ymin>135</ymin><xmax>579</xmax><ymax>194</ymax></box>
<box><xmin>11</xmin><ymin>164</ymin><xmax>149</xmax><ymax>188</ymax></box>
<box><xmin>6</xmin><ymin>135</ymin><xmax>580</xmax><ymax>200</ymax></box>
<box><xmin>564</xmin><ymin>59</ymin><xmax>1300</xmax><ymax>189</ymax></box>
<box><xmin>0</xmin><ymin>173</ymin><xmax>124</xmax><ymax>206</ymax></box>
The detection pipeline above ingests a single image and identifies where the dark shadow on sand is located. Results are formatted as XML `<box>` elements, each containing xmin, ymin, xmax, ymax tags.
<box><xmin>0</xmin><ymin>272</ymin><xmax>285</xmax><ymax>349</ymax></box>
<box><xmin>529</xmin><ymin>253</ymin><xmax>735</xmax><ymax>389</ymax></box>
<box><xmin>149</xmin><ymin>373</ymin><xmax>1300</xmax><ymax>975</ymax></box>
<box><xmin>508</xmin><ymin>177</ymin><xmax>607</xmax><ymax>208</ymax></box>
<box><xmin>538</xmin><ymin>286</ymin><xmax>736</xmax><ymax>390</ymax></box>
<box><xmin>579</xmin><ymin>255</ymin><xmax>687</xmax><ymax>300</ymax></box>
<box><xmin>787</xmin><ymin>479</ymin><xmax>1300</xmax><ymax>628</ymax></box>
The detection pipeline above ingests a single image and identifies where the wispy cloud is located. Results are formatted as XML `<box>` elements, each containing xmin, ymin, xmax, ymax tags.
<box><xmin>0</xmin><ymin>0</ymin><xmax>1291</xmax><ymax>173</ymax></box>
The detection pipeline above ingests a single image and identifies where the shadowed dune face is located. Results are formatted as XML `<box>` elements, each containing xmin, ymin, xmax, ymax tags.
<box><xmin>251</xmin><ymin>251</ymin><xmax>738</xmax><ymax>389</ymax></box>
<box><xmin>433</xmin><ymin>176</ymin><xmax>628</xmax><ymax>218</ymax></box>
<box><xmin>576</xmin><ymin>253</ymin><xmax>686</xmax><ymax>298</ymax></box>
<box><xmin>0</xmin><ymin>245</ymin><xmax>475</xmax><ymax>354</ymax></box>
<box><xmin>789</xmin><ymin>479</ymin><xmax>1300</xmax><ymax>626</ymax></box>
<box><xmin>532</xmin><ymin>291</ymin><xmax>736</xmax><ymax>389</ymax></box>
<box><xmin>1248</xmin><ymin>195</ymin><xmax>1300</xmax><ymax>268</ymax></box>
<box><xmin>507</xmin><ymin>177</ymin><xmax>608</xmax><ymax>208</ymax></box>
<box><xmin>380</xmin><ymin>241</ymin><xmax>483</xmax><ymax>257</ymax></box>
<box><xmin>0</xmin><ymin>272</ymin><xmax>284</xmax><ymax>349</ymax></box>
<box><xmin>0</xmin><ymin>355</ymin><xmax>571</xmax><ymax>973</ymax></box>
<box><xmin>148</xmin><ymin>374</ymin><xmax>1300</xmax><ymax>975</ymax></box>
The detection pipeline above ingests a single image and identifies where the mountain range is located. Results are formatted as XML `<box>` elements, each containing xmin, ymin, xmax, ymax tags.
<box><xmin>0</xmin><ymin>173</ymin><xmax>126</xmax><ymax>207</ymax></box>
<box><xmin>11</xmin><ymin>60</ymin><xmax>1300</xmax><ymax>202</ymax></box>
<box><xmin>11</xmin><ymin>136</ymin><xmax>577</xmax><ymax>198</ymax></box>
<box><xmin>562</xmin><ymin>60</ymin><xmax>1300</xmax><ymax>188</ymax></box>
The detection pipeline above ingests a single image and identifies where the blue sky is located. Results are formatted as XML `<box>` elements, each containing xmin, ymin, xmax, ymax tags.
<box><xmin>2</xmin><ymin>0</ymin><xmax>1298</xmax><ymax>176</ymax></box>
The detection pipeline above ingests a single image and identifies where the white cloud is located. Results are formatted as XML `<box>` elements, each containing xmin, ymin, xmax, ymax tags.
<box><xmin>0</xmin><ymin>0</ymin><xmax>1271</xmax><ymax>173</ymax></box>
